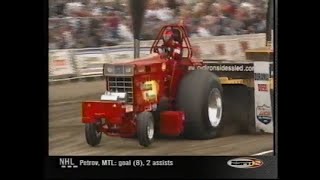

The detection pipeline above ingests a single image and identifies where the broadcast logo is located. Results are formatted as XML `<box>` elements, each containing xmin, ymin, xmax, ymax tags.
<box><xmin>59</xmin><ymin>158</ymin><xmax>78</xmax><ymax>168</ymax></box>
<box><xmin>227</xmin><ymin>157</ymin><xmax>263</xmax><ymax>169</ymax></box>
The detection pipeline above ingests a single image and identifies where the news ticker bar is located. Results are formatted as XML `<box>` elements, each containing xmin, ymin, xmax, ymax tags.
<box><xmin>46</xmin><ymin>156</ymin><xmax>278</xmax><ymax>179</ymax></box>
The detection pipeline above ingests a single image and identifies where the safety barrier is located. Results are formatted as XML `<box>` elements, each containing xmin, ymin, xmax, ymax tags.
<box><xmin>49</xmin><ymin>49</ymin><xmax>77</xmax><ymax>79</ymax></box>
<box><xmin>49</xmin><ymin>33</ymin><xmax>266</xmax><ymax>81</ymax></box>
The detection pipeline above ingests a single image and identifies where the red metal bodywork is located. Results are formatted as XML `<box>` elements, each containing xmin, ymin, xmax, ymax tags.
<box><xmin>82</xmin><ymin>24</ymin><xmax>204</xmax><ymax>137</ymax></box>
<box><xmin>160</xmin><ymin>111</ymin><xmax>185</xmax><ymax>136</ymax></box>
<box><xmin>82</xmin><ymin>101</ymin><xmax>136</xmax><ymax>137</ymax></box>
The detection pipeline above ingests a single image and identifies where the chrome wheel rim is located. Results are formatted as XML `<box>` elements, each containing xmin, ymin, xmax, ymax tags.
<box><xmin>147</xmin><ymin>120</ymin><xmax>154</xmax><ymax>139</ymax></box>
<box><xmin>95</xmin><ymin>121</ymin><xmax>102</xmax><ymax>137</ymax></box>
<box><xmin>208</xmin><ymin>88</ymin><xmax>223</xmax><ymax>127</ymax></box>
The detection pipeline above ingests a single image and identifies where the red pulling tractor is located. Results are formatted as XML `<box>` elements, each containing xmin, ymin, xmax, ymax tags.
<box><xmin>81</xmin><ymin>24</ymin><xmax>274</xmax><ymax>147</ymax></box>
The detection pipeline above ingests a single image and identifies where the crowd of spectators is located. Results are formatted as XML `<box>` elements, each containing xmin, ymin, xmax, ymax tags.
<box><xmin>49</xmin><ymin>0</ymin><xmax>268</xmax><ymax>49</ymax></box>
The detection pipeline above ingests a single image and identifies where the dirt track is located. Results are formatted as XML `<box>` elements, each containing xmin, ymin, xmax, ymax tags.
<box><xmin>49</xmin><ymin>80</ymin><xmax>105</xmax><ymax>103</ymax></box>
<box><xmin>49</xmin><ymin>81</ymin><xmax>274</xmax><ymax>156</ymax></box>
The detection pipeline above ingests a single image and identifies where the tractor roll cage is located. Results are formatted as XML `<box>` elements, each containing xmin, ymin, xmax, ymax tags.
<box><xmin>150</xmin><ymin>24</ymin><xmax>193</xmax><ymax>59</ymax></box>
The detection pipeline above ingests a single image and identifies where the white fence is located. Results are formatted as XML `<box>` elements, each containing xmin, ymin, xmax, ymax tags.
<box><xmin>49</xmin><ymin>33</ymin><xmax>266</xmax><ymax>80</ymax></box>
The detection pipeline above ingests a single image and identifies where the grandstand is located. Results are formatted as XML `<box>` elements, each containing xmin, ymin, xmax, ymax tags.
<box><xmin>49</xmin><ymin>0</ymin><xmax>268</xmax><ymax>49</ymax></box>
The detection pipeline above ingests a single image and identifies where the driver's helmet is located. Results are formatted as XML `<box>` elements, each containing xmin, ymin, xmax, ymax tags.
<box><xmin>163</xmin><ymin>29</ymin><xmax>173</xmax><ymax>43</ymax></box>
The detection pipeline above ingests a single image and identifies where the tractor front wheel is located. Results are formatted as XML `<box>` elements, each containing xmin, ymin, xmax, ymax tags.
<box><xmin>137</xmin><ymin>112</ymin><xmax>155</xmax><ymax>147</ymax></box>
<box><xmin>85</xmin><ymin>120</ymin><xmax>102</xmax><ymax>147</ymax></box>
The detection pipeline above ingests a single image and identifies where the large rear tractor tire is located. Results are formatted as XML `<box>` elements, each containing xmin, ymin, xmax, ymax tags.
<box><xmin>176</xmin><ymin>70</ymin><xmax>223</xmax><ymax>139</ymax></box>
<box><xmin>85</xmin><ymin>120</ymin><xmax>102</xmax><ymax>147</ymax></box>
<box><xmin>137</xmin><ymin>112</ymin><xmax>155</xmax><ymax>147</ymax></box>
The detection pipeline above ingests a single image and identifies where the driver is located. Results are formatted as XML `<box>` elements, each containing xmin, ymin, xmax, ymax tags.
<box><xmin>159</xmin><ymin>28</ymin><xmax>182</xmax><ymax>60</ymax></box>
